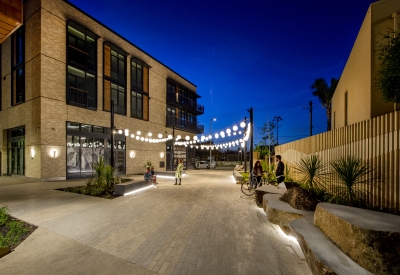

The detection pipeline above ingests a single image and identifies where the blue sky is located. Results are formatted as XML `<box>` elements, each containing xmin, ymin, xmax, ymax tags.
<box><xmin>69</xmin><ymin>0</ymin><xmax>376</xmax><ymax>146</ymax></box>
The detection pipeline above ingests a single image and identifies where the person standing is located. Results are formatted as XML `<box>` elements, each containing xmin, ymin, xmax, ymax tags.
<box><xmin>174</xmin><ymin>159</ymin><xmax>184</xmax><ymax>185</ymax></box>
<box><xmin>253</xmin><ymin>161</ymin><xmax>263</xmax><ymax>187</ymax></box>
<box><xmin>275</xmin><ymin>155</ymin><xmax>285</xmax><ymax>184</ymax></box>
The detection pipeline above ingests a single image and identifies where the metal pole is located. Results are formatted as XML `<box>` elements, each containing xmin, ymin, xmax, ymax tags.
<box><xmin>209</xmin><ymin>119</ymin><xmax>212</xmax><ymax>165</ymax></box>
<box><xmin>249</xmin><ymin>107</ymin><xmax>254</xmax><ymax>174</ymax></box>
<box><xmin>172</xmin><ymin>124</ymin><xmax>175</xmax><ymax>171</ymax></box>
<box><xmin>110</xmin><ymin>99</ymin><xmax>115</xmax><ymax>168</ymax></box>
<box><xmin>310</xmin><ymin>101</ymin><xmax>313</xmax><ymax>136</ymax></box>
<box><xmin>244</xmin><ymin>116</ymin><xmax>247</xmax><ymax>173</ymax></box>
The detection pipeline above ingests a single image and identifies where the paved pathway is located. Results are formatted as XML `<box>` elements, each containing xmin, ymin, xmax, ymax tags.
<box><xmin>0</xmin><ymin>171</ymin><xmax>311</xmax><ymax>275</ymax></box>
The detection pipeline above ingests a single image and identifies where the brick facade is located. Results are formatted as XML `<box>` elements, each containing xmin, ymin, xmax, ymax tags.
<box><xmin>0</xmin><ymin>0</ymin><xmax>201</xmax><ymax>180</ymax></box>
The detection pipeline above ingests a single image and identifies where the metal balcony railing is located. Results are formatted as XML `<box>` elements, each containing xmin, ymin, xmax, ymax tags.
<box><xmin>166</xmin><ymin>91</ymin><xmax>204</xmax><ymax>115</ymax></box>
<box><xmin>166</xmin><ymin>116</ymin><xmax>204</xmax><ymax>134</ymax></box>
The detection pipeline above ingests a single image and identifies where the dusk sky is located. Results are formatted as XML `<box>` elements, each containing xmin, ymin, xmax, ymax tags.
<box><xmin>69</xmin><ymin>0</ymin><xmax>376</xmax><ymax>146</ymax></box>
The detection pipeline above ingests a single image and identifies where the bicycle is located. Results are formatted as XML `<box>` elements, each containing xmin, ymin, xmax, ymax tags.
<box><xmin>240</xmin><ymin>171</ymin><xmax>270</xmax><ymax>196</ymax></box>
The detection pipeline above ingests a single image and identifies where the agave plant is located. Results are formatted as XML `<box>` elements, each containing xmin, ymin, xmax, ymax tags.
<box><xmin>294</xmin><ymin>154</ymin><xmax>328</xmax><ymax>192</ymax></box>
<box><xmin>330</xmin><ymin>156</ymin><xmax>374</xmax><ymax>207</ymax></box>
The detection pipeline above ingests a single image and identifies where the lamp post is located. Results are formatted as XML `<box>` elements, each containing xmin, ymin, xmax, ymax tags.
<box><xmin>210</xmin><ymin>118</ymin><xmax>216</xmax><ymax>167</ymax></box>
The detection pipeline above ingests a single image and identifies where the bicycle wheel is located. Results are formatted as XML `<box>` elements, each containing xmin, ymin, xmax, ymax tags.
<box><xmin>241</xmin><ymin>179</ymin><xmax>255</xmax><ymax>196</ymax></box>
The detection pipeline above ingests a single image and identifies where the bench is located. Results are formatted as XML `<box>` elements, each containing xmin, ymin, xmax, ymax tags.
<box><xmin>114</xmin><ymin>180</ymin><xmax>153</xmax><ymax>196</ymax></box>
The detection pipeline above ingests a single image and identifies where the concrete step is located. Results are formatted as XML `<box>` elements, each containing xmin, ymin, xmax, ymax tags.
<box><xmin>290</xmin><ymin>218</ymin><xmax>373</xmax><ymax>275</ymax></box>
<box><xmin>315</xmin><ymin>203</ymin><xmax>400</xmax><ymax>275</ymax></box>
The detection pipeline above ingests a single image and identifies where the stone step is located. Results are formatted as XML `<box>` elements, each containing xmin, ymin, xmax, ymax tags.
<box><xmin>290</xmin><ymin>218</ymin><xmax>373</xmax><ymax>275</ymax></box>
<box><xmin>315</xmin><ymin>203</ymin><xmax>400</xmax><ymax>275</ymax></box>
<box><xmin>263</xmin><ymin>193</ymin><xmax>313</xmax><ymax>233</ymax></box>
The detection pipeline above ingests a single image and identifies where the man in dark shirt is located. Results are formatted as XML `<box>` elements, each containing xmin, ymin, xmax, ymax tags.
<box><xmin>275</xmin><ymin>155</ymin><xmax>285</xmax><ymax>183</ymax></box>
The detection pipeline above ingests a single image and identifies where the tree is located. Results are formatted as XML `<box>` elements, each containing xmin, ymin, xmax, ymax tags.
<box><xmin>376</xmin><ymin>30</ymin><xmax>400</xmax><ymax>104</ymax></box>
<box><xmin>257</xmin><ymin>122</ymin><xmax>276</xmax><ymax>157</ymax></box>
<box><xmin>311</xmin><ymin>77</ymin><xmax>339</xmax><ymax>131</ymax></box>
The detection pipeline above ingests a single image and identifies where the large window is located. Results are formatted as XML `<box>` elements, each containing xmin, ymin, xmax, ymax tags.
<box><xmin>11</xmin><ymin>27</ymin><xmax>24</xmax><ymax>106</ymax></box>
<box><xmin>67</xmin><ymin>21</ymin><xmax>97</xmax><ymax>108</ymax></box>
<box><xmin>104</xmin><ymin>43</ymin><xmax>126</xmax><ymax>115</ymax></box>
<box><xmin>130</xmin><ymin>59</ymin><xmax>149</xmax><ymax>120</ymax></box>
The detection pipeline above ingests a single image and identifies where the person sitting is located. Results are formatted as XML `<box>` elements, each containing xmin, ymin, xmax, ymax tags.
<box><xmin>144</xmin><ymin>166</ymin><xmax>152</xmax><ymax>181</ymax></box>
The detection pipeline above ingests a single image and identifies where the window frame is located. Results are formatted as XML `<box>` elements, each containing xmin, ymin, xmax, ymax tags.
<box><xmin>103</xmin><ymin>42</ymin><xmax>127</xmax><ymax>115</ymax></box>
<box><xmin>130</xmin><ymin>58</ymin><xmax>149</xmax><ymax>120</ymax></box>
<box><xmin>11</xmin><ymin>26</ymin><xmax>24</xmax><ymax>106</ymax></box>
<box><xmin>66</xmin><ymin>21</ymin><xmax>98</xmax><ymax>109</ymax></box>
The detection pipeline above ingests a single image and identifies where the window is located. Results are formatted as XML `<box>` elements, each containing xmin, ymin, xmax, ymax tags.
<box><xmin>104</xmin><ymin>43</ymin><xmax>126</xmax><ymax>115</ymax></box>
<box><xmin>67</xmin><ymin>22</ymin><xmax>97</xmax><ymax>108</ymax></box>
<box><xmin>131</xmin><ymin>91</ymin><xmax>143</xmax><ymax>119</ymax></box>
<box><xmin>345</xmin><ymin>92</ymin><xmax>348</xmax><ymax>126</ymax></box>
<box><xmin>11</xmin><ymin>27</ymin><xmax>24</xmax><ymax>105</ymax></box>
<box><xmin>111</xmin><ymin>83</ymin><xmax>125</xmax><ymax>115</ymax></box>
<box><xmin>130</xmin><ymin>59</ymin><xmax>149</xmax><ymax>120</ymax></box>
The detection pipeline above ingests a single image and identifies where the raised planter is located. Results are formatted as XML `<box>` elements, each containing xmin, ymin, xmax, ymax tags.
<box><xmin>314</xmin><ymin>203</ymin><xmax>400</xmax><ymax>275</ymax></box>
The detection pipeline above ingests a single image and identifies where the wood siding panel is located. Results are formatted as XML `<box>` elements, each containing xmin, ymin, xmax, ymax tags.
<box><xmin>275</xmin><ymin>110</ymin><xmax>400</xmax><ymax>211</ymax></box>
<box><xmin>103</xmin><ymin>79</ymin><xmax>110</xmax><ymax>111</ymax></box>
<box><xmin>104</xmin><ymin>45</ymin><xmax>111</xmax><ymax>77</ymax></box>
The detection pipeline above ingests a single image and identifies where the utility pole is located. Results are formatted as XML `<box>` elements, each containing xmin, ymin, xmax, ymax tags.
<box><xmin>304</xmin><ymin>101</ymin><xmax>315</xmax><ymax>136</ymax></box>
<box><xmin>273</xmin><ymin>116</ymin><xmax>282</xmax><ymax>145</ymax></box>
<box><xmin>248</xmin><ymin>108</ymin><xmax>254</xmax><ymax>173</ymax></box>
<box><xmin>244</xmin><ymin>116</ymin><xmax>247</xmax><ymax>173</ymax></box>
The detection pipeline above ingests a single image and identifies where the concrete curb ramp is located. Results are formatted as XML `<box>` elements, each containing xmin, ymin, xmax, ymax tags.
<box><xmin>0</xmin><ymin>227</ymin><xmax>156</xmax><ymax>275</ymax></box>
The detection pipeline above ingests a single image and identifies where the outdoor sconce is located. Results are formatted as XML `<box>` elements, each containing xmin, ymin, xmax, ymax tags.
<box><xmin>31</xmin><ymin>149</ymin><xmax>35</xmax><ymax>159</ymax></box>
<box><xmin>52</xmin><ymin>150</ymin><xmax>56</xmax><ymax>159</ymax></box>
<box><xmin>129</xmin><ymin>152</ymin><xmax>135</xmax><ymax>159</ymax></box>
<box><xmin>160</xmin><ymin>152</ymin><xmax>164</xmax><ymax>159</ymax></box>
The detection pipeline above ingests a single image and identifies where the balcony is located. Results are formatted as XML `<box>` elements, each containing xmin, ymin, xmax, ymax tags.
<box><xmin>166</xmin><ymin>91</ymin><xmax>204</xmax><ymax>115</ymax></box>
<box><xmin>166</xmin><ymin>116</ymin><xmax>204</xmax><ymax>134</ymax></box>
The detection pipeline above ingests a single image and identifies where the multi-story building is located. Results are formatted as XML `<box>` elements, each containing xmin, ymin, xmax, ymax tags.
<box><xmin>331</xmin><ymin>0</ymin><xmax>400</xmax><ymax>129</ymax></box>
<box><xmin>0</xmin><ymin>0</ymin><xmax>204</xmax><ymax>180</ymax></box>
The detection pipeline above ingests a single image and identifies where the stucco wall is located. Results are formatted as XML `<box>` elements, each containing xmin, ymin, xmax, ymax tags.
<box><xmin>331</xmin><ymin>0</ymin><xmax>400</xmax><ymax>130</ymax></box>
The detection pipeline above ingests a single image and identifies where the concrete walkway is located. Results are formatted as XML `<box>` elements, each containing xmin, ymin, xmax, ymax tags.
<box><xmin>0</xmin><ymin>171</ymin><xmax>311</xmax><ymax>275</ymax></box>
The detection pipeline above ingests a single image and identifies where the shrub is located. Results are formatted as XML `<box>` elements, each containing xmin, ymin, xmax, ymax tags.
<box><xmin>329</xmin><ymin>156</ymin><xmax>375</xmax><ymax>207</ymax></box>
<box><xmin>0</xmin><ymin>206</ymin><xmax>30</xmax><ymax>248</ymax></box>
<box><xmin>294</xmin><ymin>154</ymin><xmax>329</xmax><ymax>193</ymax></box>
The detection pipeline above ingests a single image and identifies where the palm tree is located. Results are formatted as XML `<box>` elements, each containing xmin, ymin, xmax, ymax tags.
<box><xmin>311</xmin><ymin>78</ymin><xmax>339</xmax><ymax>131</ymax></box>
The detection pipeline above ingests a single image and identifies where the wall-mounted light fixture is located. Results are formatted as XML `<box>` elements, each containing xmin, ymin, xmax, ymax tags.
<box><xmin>130</xmin><ymin>152</ymin><xmax>135</xmax><ymax>159</ymax></box>
<box><xmin>31</xmin><ymin>149</ymin><xmax>35</xmax><ymax>159</ymax></box>
<box><xmin>52</xmin><ymin>150</ymin><xmax>56</xmax><ymax>159</ymax></box>
<box><xmin>160</xmin><ymin>152</ymin><xmax>164</xmax><ymax>159</ymax></box>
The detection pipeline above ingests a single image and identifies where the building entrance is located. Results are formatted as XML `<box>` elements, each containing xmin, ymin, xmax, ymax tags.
<box><xmin>7</xmin><ymin>127</ymin><xmax>25</xmax><ymax>176</ymax></box>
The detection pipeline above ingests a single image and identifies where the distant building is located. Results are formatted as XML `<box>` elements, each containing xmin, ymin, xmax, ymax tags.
<box><xmin>0</xmin><ymin>0</ymin><xmax>203</xmax><ymax>180</ymax></box>
<box><xmin>331</xmin><ymin>0</ymin><xmax>400</xmax><ymax>129</ymax></box>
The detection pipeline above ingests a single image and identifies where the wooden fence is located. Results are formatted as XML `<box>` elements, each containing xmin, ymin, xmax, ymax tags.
<box><xmin>275</xmin><ymin>111</ymin><xmax>400</xmax><ymax>211</ymax></box>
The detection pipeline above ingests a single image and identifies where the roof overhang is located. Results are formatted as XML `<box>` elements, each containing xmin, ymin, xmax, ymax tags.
<box><xmin>0</xmin><ymin>0</ymin><xmax>23</xmax><ymax>44</ymax></box>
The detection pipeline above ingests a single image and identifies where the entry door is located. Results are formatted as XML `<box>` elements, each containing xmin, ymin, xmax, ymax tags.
<box><xmin>8</xmin><ymin>147</ymin><xmax>24</xmax><ymax>175</ymax></box>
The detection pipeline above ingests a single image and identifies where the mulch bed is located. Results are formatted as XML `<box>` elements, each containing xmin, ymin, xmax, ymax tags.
<box><xmin>0</xmin><ymin>217</ymin><xmax>37</xmax><ymax>252</ymax></box>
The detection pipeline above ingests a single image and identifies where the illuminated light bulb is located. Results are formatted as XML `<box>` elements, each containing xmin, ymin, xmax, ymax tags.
<box><xmin>226</xmin><ymin>129</ymin><xmax>231</xmax><ymax>134</ymax></box>
<box><xmin>193</xmin><ymin>136</ymin><xmax>198</xmax><ymax>140</ymax></box>
<box><xmin>177</xmin><ymin>135</ymin><xmax>181</xmax><ymax>139</ymax></box>
<box><xmin>118</xmin><ymin>130</ymin><xmax>123</xmax><ymax>134</ymax></box>
<box><xmin>136</xmin><ymin>136</ymin><xmax>140</xmax><ymax>140</ymax></box>
<box><xmin>185</xmin><ymin>136</ymin><xmax>190</xmax><ymax>140</ymax></box>
<box><xmin>168</xmin><ymin>134</ymin><xmax>172</xmax><ymax>139</ymax></box>
<box><xmin>215</xmin><ymin>133</ymin><xmax>219</xmax><ymax>139</ymax></box>
<box><xmin>140</xmin><ymin>137</ymin><xmax>144</xmax><ymax>141</ymax></box>
<box><xmin>240</xmin><ymin>122</ymin><xmax>246</xmax><ymax>128</ymax></box>
<box><xmin>137</xmin><ymin>131</ymin><xmax>141</xmax><ymax>135</ymax></box>
<box><xmin>233</xmin><ymin>125</ymin><xmax>238</xmax><ymax>131</ymax></box>
<box><xmin>131</xmin><ymin>134</ymin><xmax>135</xmax><ymax>138</ymax></box>
<box><xmin>158</xmin><ymin>134</ymin><xmax>162</xmax><ymax>138</ymax></box>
